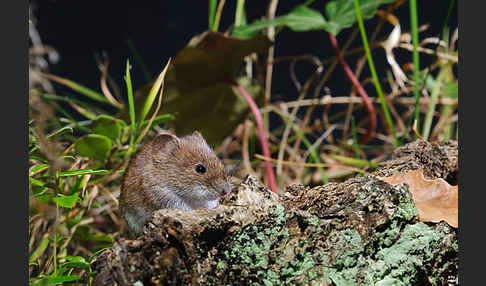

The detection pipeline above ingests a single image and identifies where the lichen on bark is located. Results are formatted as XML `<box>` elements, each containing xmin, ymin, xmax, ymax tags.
<box><xmin>92</xmin><ymin>140</ymin><xmax>458</xmax><ymax>285</ymax></box>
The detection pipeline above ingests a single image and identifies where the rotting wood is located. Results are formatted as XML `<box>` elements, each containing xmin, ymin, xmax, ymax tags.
<box><xmin>92</xmin><ymin>140</ymin><xmax>458</xmax><ymax>285</ymax></box>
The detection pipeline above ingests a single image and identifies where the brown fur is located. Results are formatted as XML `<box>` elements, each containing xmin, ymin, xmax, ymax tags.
<box><xmin>119</xmin><ymin>131</ymin><xmax>232</xmax><ymax>235</ymax></box>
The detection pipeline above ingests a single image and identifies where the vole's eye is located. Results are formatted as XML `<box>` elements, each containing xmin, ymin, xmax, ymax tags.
<box><xmin>195</xmin><ymin>164</ymin><xmax>206</xmax><ymax>174</ymax></box>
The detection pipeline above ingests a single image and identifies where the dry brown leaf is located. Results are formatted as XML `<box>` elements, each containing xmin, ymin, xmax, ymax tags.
<box><xmin>379</xmin><ymin>169</ymin><xmax>458</xmax><ymax>228</ymax></box>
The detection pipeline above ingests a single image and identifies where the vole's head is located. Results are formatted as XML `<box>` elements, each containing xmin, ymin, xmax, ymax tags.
<box><xmin>148</xmin><ymin>131</ymin><xmax>232</xmax><ymax>204</ymax></box>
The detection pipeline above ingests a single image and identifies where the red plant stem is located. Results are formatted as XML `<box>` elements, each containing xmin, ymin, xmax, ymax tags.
<box><xmin>328</xmin><ymin>33</ymin><xmax>376</xmax><ymax>144</ymax></box>
<box><xmin>233</xmin><ymin>80</ymin><xmax>278</xmax><ymax>194</ymax></box>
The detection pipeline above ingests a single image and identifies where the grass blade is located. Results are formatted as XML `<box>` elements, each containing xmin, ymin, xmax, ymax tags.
<box><xmin>136</xmin><ymin>59</ymin><xmax>171</xmax><ymax>145</ymax></box>
<box><xmin>213</xmin><ymin>0</ymin><xmax>226</xmax><ymax>32</ymax></box>
<box><xmin>137</xmin><ymin>59</ymin><xmax>171</xmax><ymax>130</ymax></box>
<box><xmin>409</xmin><ymin>0</ymin><xmax>421</xmax><ymax>135</ymax></box>
<box><xmin>354</xmin><ymin>0</ymin><xmax>399</xmax><ymax>146</ymax></box>
<box><xmin>209</xmin><ymin>0</ymin><xmax>217</xmax><ymax>30</ymax></box>
<box><xmin>40</xmin><ymin>73</ymin><xmax>119</xmax><ymax>108</ymax></box>
<box><xmin>124</xmin><ymin>59</ymin><xmax>136</xmax><ymax>154</ymax></box>
<box><xmin>234</xmin><ymin>0</ymin><xmax>246</xmax><ymax>27</ymax></box>
<box><xmin>57</xmin><ymin>169</ymin><xmax>110</xmax><ymax>177</ymax></box>
<box><xmin>422</xmin><ymin>65</ymin><xmax>448</xmax><ymax>141</ymax></box>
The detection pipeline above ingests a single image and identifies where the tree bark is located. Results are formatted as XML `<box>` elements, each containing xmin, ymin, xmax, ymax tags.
<box><xmin>92</xmin><ymin>140</ymin><xmax>458</xmax><ymax>286</ymax></box>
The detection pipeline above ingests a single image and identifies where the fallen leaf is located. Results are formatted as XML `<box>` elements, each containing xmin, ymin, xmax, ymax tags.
<box><xmin>119</xmin><ymin>31</ymin><xmax>272</xmax><ymax>145</ymax></box>
<box><xmin>379</xmin><ymin>169</ymin><xmax>458</xmax><ymax>228</ymax></box>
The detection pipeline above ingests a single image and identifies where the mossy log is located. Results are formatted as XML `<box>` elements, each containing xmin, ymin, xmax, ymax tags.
<box><xmin>92</xmin><ymin>140</ymin><xmax>458</xmax><ymax>285</ymax></box>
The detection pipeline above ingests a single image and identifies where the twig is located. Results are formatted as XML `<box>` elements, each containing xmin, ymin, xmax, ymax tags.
<box><xmin>398</xmin><ymin>43</ymin><xmax>458</xmax><ymax>62</ymax></box>
<box><xmin>242</xmin><ymin>120</ymin><xmax>258</xmax><ymax>177</ymax></box>
<box><xmin>263</xmin><ymin>0</ymin><xmax>279</xmax><ymax>132</ymax></box>
<box><xmin>261</xmin><ymin>95</ymin><xmax>457</xmax><ymax>113</ymax></box>
<box><xmin>212</xmin><ymin>0</ymin><xmax>226</xmax><ymax>32</ymax></box>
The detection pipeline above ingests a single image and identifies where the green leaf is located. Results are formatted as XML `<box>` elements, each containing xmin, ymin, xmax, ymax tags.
<box><xmin>232</xmin><ymin>0</ymin><xmax>395</xmax><ymax>38</ymax></box>
<box><xmin>29</xmin><ymin>177</ymin><xmax>46</xmax><ymax>187</ymax></box>
<box><xmin>30</xmin><ymin>164</ymin><xmax>49</xmax><ymax>174</ymax></box>
<box><xmin>57</xmin><ymin>168</ymin><xmax>110</xmax><ymax>177</ymax></box>
<box><xmin>29</xmin><ymin>155</ymin><xmax>47</xmax><ymax>163</ymax></box>
<box><xmin>232</xmin><ymin>5</ymin><xmax>331</xmax><ymax>38</ymax></box>
<box><xmin>53</xmin><ymin>193</ymin><xmax>81</xmax><ymax>208</ymax></box>
<box><xmin>32</xmin><ymin>275</ymin><xmax>80</xmax><ymax>286</ymax></box>
<box><xmin>61</xmin><ymin>256</ymin><xmax>90</xmax><ymax>270</ymax></box>
<box><xmin>29</xmin><ymin>236</ymin><xmax>50</xmax><ymax>262</ymax></box>
<box><xmin>75</xmin><ymin>134</ymin><xmax>112</xmax><ymax>160</ymax></box>
<box><xmin>91</xmin><ymin>115</ymin><xmax>126</xmax><ymax>141</ymax></box>
<box><xmin>326</xmin><ymin>0</ymin><xmax>396</xmax><ymax>35</ymax></box>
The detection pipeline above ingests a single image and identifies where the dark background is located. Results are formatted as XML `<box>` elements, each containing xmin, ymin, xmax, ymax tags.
<box><xmin>31</xmin><ymin>0</ymin><xmax>457</xmax><ymax>107</ymax></box>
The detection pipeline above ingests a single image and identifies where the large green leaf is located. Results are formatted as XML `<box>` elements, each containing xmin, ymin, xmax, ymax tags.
<box><xmin>119</xmin><ymin>31</ymin><xmax>270</xmax><ymax>145</ymax></box>
<box><xmin>232</xmin><ymin>5</ymin><xmax>332</xmax><ymax>37</ymax></box>
<box><xmin>74</xmin><ymin>134</ymin><xmax>112</xmax><ymax>160</ymax></box>
<box><xmin>325</xmin><ymin>0</ymin><xmax>396</xmax><ymax>35</ymax></box>
<box><xmin>232</xmin><ymin>0</ymin><xmax>396</xmax><ymax>37</ymax></box>
<box><xmin>91</xmin><ymin>115</ymin><xmax>126</xmax><ymax>141</ymax></box>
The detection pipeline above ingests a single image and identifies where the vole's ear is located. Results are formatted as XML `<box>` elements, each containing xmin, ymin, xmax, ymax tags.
<box><xmin>151</xmin><ymin>133</ymin><xmax>179</xmax><ymax>151</ymax></box>
<box><xmin>192</xmin><ymin>130</ymin><xmax>203</xmax><ymax>138</ymax></box>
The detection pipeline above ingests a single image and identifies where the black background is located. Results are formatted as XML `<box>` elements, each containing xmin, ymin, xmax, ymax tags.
<box><xmin>31</xmin><ymin>0</ymin><xmax>457</xmax><ymax>106</ymax></box>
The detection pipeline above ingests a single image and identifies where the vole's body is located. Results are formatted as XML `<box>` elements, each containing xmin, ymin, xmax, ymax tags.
<box><xmin>120</xmin><ymin>131</ymin><xmax>232</xmax><ymax>235</ymax></box>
